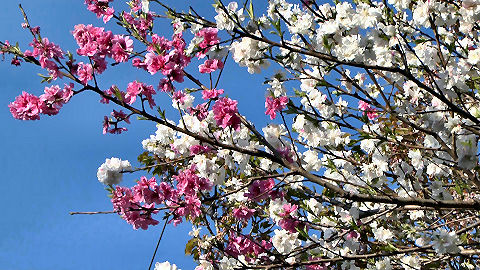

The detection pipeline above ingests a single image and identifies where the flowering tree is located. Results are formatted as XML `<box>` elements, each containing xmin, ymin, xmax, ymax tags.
<box><xmin>3</xmin><ymin>0</ymin><xmax>480</xmax><ymax>269</ymax></box>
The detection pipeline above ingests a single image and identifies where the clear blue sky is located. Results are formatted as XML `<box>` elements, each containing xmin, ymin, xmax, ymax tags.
<box><xmin>0</xmin><ymin>1</ymin><xmax>269</xmax><ymax>269</ymax></box>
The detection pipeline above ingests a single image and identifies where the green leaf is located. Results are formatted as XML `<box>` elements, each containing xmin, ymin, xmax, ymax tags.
<box><xmin>157</xmin><ymin>107</ymin><xmax>166</xmax><ymax>119</ymax></box>
<box><xmin>323</xmin><ymin>188</ymin><xmax>335</xmax><ymax>198</ymax></box>
<box><xmin>296</xmin><ymin>227</ymin><xmax>309</xmax><ymax>241</ymax></box>
<box><xmin>446</xmin><ymin>41</ymin><xmax>456</xmax><ymax>53</ymax></box>
<box><xmin>38</xmin><ymin>73</ymin><xmax>53</xmax><ymax>83</ymax></box>
<box><xmin>322</xmin><ymin>35</ymin><xmax>332</xmax><ymax>51</ymax></box>
<box><xmin>460</xmin><ymin>233</ymin><xmax>468</xmax><ymax>243</ymax></box>
<box><xmin>287</xmin><ymin>188</ymin><xmax>308</xmax><ymax>199</ymax></box>
<box><xmin>316</xmin><ymin>79</ymin><xmax>330</xmax><ymax>87</ymax></box>
<box><xmin>112</xmin><ymin>86</ymin><xmax>124</xmax><ymax>102</ymax></box>
<box><xmin>271</xmin><ymin>19</ymin><xmax>282</xmax><ymax>37</ymax></box>
<box><xmin>381</xmin><ymin>243</ymin><xmax>398</xmax><ymax>252</ymax></box>
<box><xmin>294</xmin><ymin>89</ymin><xmax>307</xmax><ymax>98</ymax></box>
<box><xmin>185</xmin><ymin>238</ymin><xmax>198</xmax><ymax>256</ymax></box>
<box><xmin>247</xmin><ymin>0</ymin><xmax>254</xmax><ymax>19</ymax></box>
<box><xmin>414</xmin><ymin>38</ymin><xmax>429</xmax><ymax>45</ymax></box>
<box><xmin>361</xmin><ymin>112</ymin><xmax>370</xmax><ymax>123</ymax></box>
<box><xmin>137</xmin><ymin>151</ymin><xmax>155</xmax><ymax>169</ymax></box>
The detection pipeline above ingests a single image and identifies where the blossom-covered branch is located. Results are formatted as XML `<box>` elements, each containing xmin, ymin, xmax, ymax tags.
<box><xmin>4</xmin><ymin>0</ymin><xmax>480</xmax><ymax>269</ymax></box>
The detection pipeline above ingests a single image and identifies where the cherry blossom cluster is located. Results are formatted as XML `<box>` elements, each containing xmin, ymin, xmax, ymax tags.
<box><xmin>111</xmin><ymin>178</ymin><xmax>161</xmax><ymax>230</ymax></box>
<box><xmin>72</xmin><ymin>24</ymin><xmax>133</xmax><ymax>84</ymax></box>
<box><xmin>106</xmin><ymin>164</ymin><xmax>215</xmax><ymax>229</ymax></box>
<box><xmin>8</xmin><ymin>84</ymin><xmax>73</xmax><ymax>120</ymax></box>
<box><xmin>24</xmin><ymin>37</ymin><xmax>64</xmax><ymax>79</ymax></box>
<box><xmin>84</xmin><ymin>0</ymin><xmax>115</xmax><ymax>23</ymax></box>
<box><xmin>133</xmin><ymin>32</ymin><xmax>191</xmax><ymax>93</ymax></box>
<box><xmin>73</xmin><ymin>24</ymin><xmax>133</xmax><ymax>62</ymax></box>
<box><xmin>96</xmin><ymin>157</ymin><xmax>131</xmax><ymax>185</ymax></box>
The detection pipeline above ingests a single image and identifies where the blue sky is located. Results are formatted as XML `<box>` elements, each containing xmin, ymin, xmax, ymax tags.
<box><xmin>0</xmin><ymin>1</ymin><xmax>270</xmax><ymax>269</ymax></box>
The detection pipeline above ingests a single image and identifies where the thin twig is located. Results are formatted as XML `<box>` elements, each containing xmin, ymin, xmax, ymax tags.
<box><xmin>148</xmin><ymin>217</ymin><xmax>170</xmax><ymax>270</ymax></box>
<box><xmin>70</xmin><ymin>211</ymin><xmax>117</xmax><ymax>215</ymax></box>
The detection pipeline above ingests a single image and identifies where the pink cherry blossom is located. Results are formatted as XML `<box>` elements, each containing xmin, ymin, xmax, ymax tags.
<box><xmin>198</xmin><ymin>59</ymin><xmax>224</xmax><ymax>73</ymax></box>
<box><xmin>305</xmin><ymin>262</ymin><xmax>329</xmax><ymax>270</ymax></box>
<box><xmin>24</xmin><ymin>37</ymin><xmax>64</xmax><ymax>79</ymax></box>
<box><xmin>278</xmin><ymin>218</ymin><xmax>301</xmax><ymax>233</ymax></box>
<box><xmin>102</xmin><ymin>116</ymin><xmax>110</xmax><ymax>134</ymax></box>
<box><xmin>11</xmin><ymin>58</ymin><xmax>21</xmax><ymax>66</ymax></box>
<box><xmin>0</xmin><ymin>40</ymin><xmax>9</xmax><ymax>49</ymax></box>
<box><xmin>41</xmin><ymin>58</ymin><xmax>62</xmax><ymax>80</ymax></box>
<box><xmin>142</xmin><ymin>84</ymin><xmax>157</xmax><ymax>108</ymax></box>
<box><xmin>172</xmin><ymin>90</ymin><xmax>186</xmax><ymax>105</ymax></box>
<box><xmin>102</xmin><ymin>7</ymin><xmax>114</xmax><ymax>23</ymax></box>
<box><xmin>233</xmin><ymin>207</ymin><xmax>256</xmax><ymax>220</ymax></box>
<box><xmin>183</xmin><ymin>194</ymin><xmax>202</xmax><ymax>218</ymax></box>
<box><xmin>111</xmin><ymin>109</ymin><xmax>130</xmax><ymax>124</ymax></box>
<box><xmin>265</xmin><ymin>96</ymin><xmax>289</xmax><ymax>120</ymax></box>
<box><xmin>189</xmin><ymin>145</ymin><xmax>212</xmax><ymax>155</ymax></box>
<box><xmin>110</xmin><ymin>35</ymin><xmax>133</xmax><ymax>63</ymax></box>
<box><xmin>171</xmin><ymin>193</ymin><xmax>202</xmax><ymax>224</ymax></box>
<box><xmin>133</xmin><ymin>176</ymin><xmax>164</xmax><ymax>205</ymax></box>
<box><xmin>103</xmin><ymin>114</ymin><xmax>128</xmax><ymax>134</ymax></box>
<box><xmin>174</xmin><ymin>166</ymin><xmax>212</xmax><ymax>196</ymax></box>
<box><xmin>225</xmin><ymin>234</ymin><xmax>269</xmax><ymax>260</ymax></box>
<box><xmin>144</xmin><ymin>52</ymin><xmax>165</xmax><ymax>75</ymax></box>
<box><xmin>91</xmin><ymin>56</ymin><xmax>107</xmax><ymax>74</ymax></box>
<box><xmin>196</xmin><ymin>28</ymin><xmax>220</xmax><ymax>58</ymax></box>
<box><xmin>76</xmin><ymin>62</ymin><xmax>94</xmax><ymax>85</ymax></box>
<box><xmin>277</xmin><ymin>145</ymin><xmax>295</xmax><ymax>163</ymax></box>
<box><xmin>109</xmin><ymin>176</ymin><xmax>184</xmax><ymax>229</ymax></box>
<box><xmin>158</xmin><ymin>78</ymin><xmax>174</xmax><ymax>93</ymax></box>
<box><xmin>202</xmin><ymin>88</ymin><xmax>224</xmax><ymax>100</ymax></box>
<box><xmin>358</xmin><ymin>100</ymin><xmax>379</xmax><ymax>120</ymax></box>
<box><xmin>244</xmin><ymin>178</ymin><xmax>276</xmax><ymax>202</ymax></box>
<box><xmin>72</xmin><ymin>23</ymin><xmax>132</xmax><ymax>64</ymax></box>
<box><xmin>147</xmin><ymin>34</ymin><xmax>171</xmax><ymax>53</ymax></box>
<box><xmin>111</xmin><ymin>186</ymin><xmax>160</xmax><ymax>230</ymax></box>
<box><xmin>84</xmin><ymin>0</ymin><xmax>115</xmax><ymax>23</ymax></box>
<box><xmin>171</xmin><ymin>32</ymin><xmax>187</xmax><ymax>52</ymax></box>
<box><xmin>31</xmin><ymin>26</ymin><xmax>40</xmax><ymax>34</ymax></box>
<box><xmin>39</xmin><ymin>84</ymin><xmax>74</xmax><ymax>116</ymax></box>
<box><xmin>162</xmin><ymin>52</ymin><xmax>186</xmax><ymax>82</ymax></box>
<box><xmin>174</xmin><ymin>167</ymin><xmax>198</xmax><ymax>196</ymax></box>
<box><xmin>129</xmin><ymin>0</ymin><xmax>142</xmax><ymax>13</ymax></box>
<box><xmin>24</xmin><ymin>37</ymin><xmax>63</xmax><ymax>61</ymax></box>
<box><xmin>358</xmin><ymin>100</ymin><xmax>370</xmax><ymax>110</ymax></box>
<box><xmin>278</xmin><ymin>203</ymin><xmax>298</xmax><ymax>218</ymax></box>
<box><xmin>100</xmin><ymin>85</ymin><xmax>116</xmax><ymax>104</ymax></box>
<box><xmin>122</xmin><ymin>12</ymin><xmax>153</xmax><ymax>39</ymax></box>
<box><xmin>109</xmin><ymin>125</ymin><xmax>127</xmax><ymax>135</ymax></box>
<box><xmin>188</xmin><ymin>102</ymin><xmax>209</xmax><ymax>121</ymax></box>
<box><xmin>125</xmin><ymin>81</ymin><xmax>143</xmax><ymax>104</ymax></box>
<box><xmin>346</xmin><ymin>230</ymin><xmax>360</xmax><ymax>240</ymax></box>
<box><xmin>132</xmin><ymin>57</ymin><xmax>148</xmax><ymax>70</ymax></box>
<box><xmin>139</xmin><ymin>32</ymin><xmax>190</xmax><ymax>89</ymax></box>
<box><xmin>72</xmin><ymin>24</ymin><xmax>112</xmax><ymax>57</ymax></box>
<box><xmin>8</xmin><ymin>91</ymin><xmax>41</xmax><ymax>120</ymax></box>
<box><xmin>212</xmin><ymin>97</ymin><xmax>241</xmax><ymax>130</ymax></box>
<box><xmin>101</xmin><ymin>109</ymin><xmax>131</xmax><ymax>135</ymax></box>
<box><xmin>125</xmin><ymin>81</ymin><xmax>156</xmax><ymax>108</ymax></box>
<box><xmin>157</xmin><ymin>182</ymin><xmax>177</xmax><ymax>202</ymax></box>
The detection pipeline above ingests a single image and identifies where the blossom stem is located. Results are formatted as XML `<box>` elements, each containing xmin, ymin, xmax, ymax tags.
<box><xmin>148</xmin><ymin>217</ymin><xmax>169</xmax><ymax>270</ymax></box>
